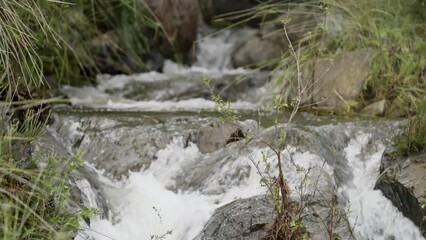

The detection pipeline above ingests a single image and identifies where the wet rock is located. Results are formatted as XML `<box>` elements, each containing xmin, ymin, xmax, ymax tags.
<box><xmin>360</xmin><ymin>99</ymin><xmax>388</xmax><ymax>116</ymax></box>
<box><xmin>374</xmin><ymin>153</ymin><xmax>426</xmax><ymax>236</ymax></box>
<box><xmin>194</xmin><ymin>195</ymin><xmax>274</xmax><ymax>240</ymax></box>
<box><xmin>34</xmin><ymin>129</ymin><xmax>110</xmax><ymax>218</ymax></box>
<box><xmin>195</xmin><ymin>195</ymin><xmax>354</xmax><ymax>240</ymax></box>
<box><xmin>302</xmin><ymin>195</ymin><xmax>355</xmax><ymax>240</ymax></box>
<box><xmin>232</xmin><ymin>5</ymin><xmax>325</xmax><ymax>68</ymax></box>
<box><xmin>53</xmin><ymin>115</ymin><xmax>170</xmax><ymax>178</ymax></box>
<box><xmin>231</xmin><ymin>37</ymin><xmax>284</xmax><ymax>68</ymax></box>
<box><xmin>313</xmin><ymin>48</ymin><xmax>374</xmax><ymax>109</ymax></box>
<box><xmin>52</xmin><ymin>113</ymin><xmax>227</xmax><ymax>178</ymax></box>
<box><xmin>121</xmin><ymin>71</ymin><xmax>269</xmax><ymax>102</ymax></box>
<box><xmin>378</xmin><ymin>146</ymin><xmax>401</xmax><ymax>174</ymax></box>
<box><xmin>197</xmin><ymin>122</ymin><xmax>245</xmax><ymax>154</ymax></box>
<box><xmin>144</xmin><ymin>0</ymin><xmax>201</xmax><ymax>59</ymax></box>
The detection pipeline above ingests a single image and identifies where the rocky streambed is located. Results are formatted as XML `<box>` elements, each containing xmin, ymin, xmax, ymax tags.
<box><xmin>34</xmin><ymin>18</ymin><xmax>425</xmax><ymax>240</ymax></box>
<box><xmin>31</xmin><ymin>61</ymin><xmax>424</xmax><ymax>239</ymax></box>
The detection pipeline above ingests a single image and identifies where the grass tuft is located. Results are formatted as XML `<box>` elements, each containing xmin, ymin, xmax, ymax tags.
<box><xmin>0</xmin><ymin>110</ymin><xmax>97</xmax><ymax>239</ymax></box>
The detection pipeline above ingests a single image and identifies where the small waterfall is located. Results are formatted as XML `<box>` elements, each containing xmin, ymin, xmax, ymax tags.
<box><xmin>53</xmin><ymin>26</ymin><xmax>426</xmax><ymax>240</ymax></box>
<box><xmin>339</xmin><ymin>133</ymin><xmax>423</xmax><ymax>240</ymax></box>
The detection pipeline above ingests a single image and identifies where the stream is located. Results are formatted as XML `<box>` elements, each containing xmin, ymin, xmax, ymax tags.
<box><xmin>45</xmin><ymin>28</ymin><xmax>424</xmax><ymax>240</ymax></box>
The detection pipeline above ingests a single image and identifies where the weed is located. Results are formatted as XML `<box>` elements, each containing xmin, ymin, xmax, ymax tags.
<box><xmin>392</xmin><ymin>101</ymin><xmax>426</xmax><ymax>157</ymax></box>
<box><xmin>0</xmin><ymin>111</ymin><xmax>98</xmax><ymax>239</ymax></box>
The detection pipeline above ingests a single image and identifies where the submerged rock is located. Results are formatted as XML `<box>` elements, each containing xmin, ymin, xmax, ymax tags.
<box><xmin>375</xmin><ymin>152</ymin><xmax>426</xmax><ymax>236</ymax></box>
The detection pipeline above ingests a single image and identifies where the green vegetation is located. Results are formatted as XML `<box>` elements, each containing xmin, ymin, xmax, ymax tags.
<box><xmin>325</xmin><ymin>0</ymin><xmax>426</xmax><ymax>115</ymax></box>
<box><xmin>392</xmin><ymin>103</ymin><xmax>426</xmax><ymax>157</ymax></box>
<box><xmin>0</xmin><ymin>0</ymin><xmax>167</xmax><ymax>101</ymax></box>
<box><xmin>233</xmin><ymin>0</ymin><xmax>426</xmax><ymax>115</ymax></box>
<box><xmin>0</xmin><ymin>111</ymin><xmax>98</xmax><ymax>239</ymax></box>
<box><xmin>1</xmin><ymin>0</ymin><xmax>425</xmax><ymax>238</ymax></box>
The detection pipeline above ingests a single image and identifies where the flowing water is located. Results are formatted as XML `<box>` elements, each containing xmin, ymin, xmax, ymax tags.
<box><xmin>48</xmin><ymin>28</ymin><xmax>424</xmax><ymax>240</ymax></box>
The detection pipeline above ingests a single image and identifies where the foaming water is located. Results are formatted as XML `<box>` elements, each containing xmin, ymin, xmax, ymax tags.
<box><xmin>81</xmin><ymin>138</ymin><xmax>260</xmax><ymax>240</ymax></box>
<box><xmin>61</xmin><ymin>65</ymin><xmax>257</xmax><ymax>111</ymax></box>
<box><xmin>76</xmin><ymin>136</ymin><xmax>334</xmax><ymax>240</ymax></box>
<box><xmin>194</xmin><ymin>27</ymin><xmax>257</xmax><ymax>70</ymax></box>
<box><xmin>339</xmin><ymin>133</ymin><xmax>424</xmax><ymax>240</ymax></box>
<box><xmin>64</xmin><ymin>96</ymin><xmax>257</xmax><ymax>111</ymax></box>
<box><xmin>63</xmin><ymin>116</ymin><xmax>426</xmax><ymax>240</ymax></box>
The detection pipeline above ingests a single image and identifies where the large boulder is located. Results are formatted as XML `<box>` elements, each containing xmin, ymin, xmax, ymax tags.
<box><xmin>231</xmin><ymin>5</ymin><xmax>325</xmax><ymax>68</ymax></box>
<box><xmin>374</xmin><ymin>152</ymin><xmax>426</xmax><ymax>236</ymax></box>
<box><xmin>312</xmin><ymin>48</ymin><xmax>374</xmax><ymax>109</ymax></box>
<box><xmin>195</xmin><ymin>195</ymin><xmax>354</xmax><ymax>240</ymax></box>
<box><xmin>278</xmin><ymin>48</ymin><xmax>374</xmax><ymax>110</ymax></box>
<box><xmin>144</xmin><ymin>0</ymin><xmax>201</xmax><ymax>60</ymax></box>
<box><xmin>194</xmin><ymin>195</ymin><xmax>273</xmax><ymax>240</ymax></box>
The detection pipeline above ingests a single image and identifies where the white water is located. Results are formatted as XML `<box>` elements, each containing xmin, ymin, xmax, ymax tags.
<box><xmin>75</xmin><ymin>135</ymin><xmax>336</xmax><ymax>240</ymax></box>
<box><xmin>339</xmin><ymin>133</ymin><xmax>424</xmax><ymax>240</ymax></box>
<box><xmin>67</xmin><ymin>26</ymin><xmax>425</xmax><ymax>240</ymax></box>
<box><xmin>73</xmin><ymin>127</ymin><xmax>425</xmax><ymax>240</ymax></box>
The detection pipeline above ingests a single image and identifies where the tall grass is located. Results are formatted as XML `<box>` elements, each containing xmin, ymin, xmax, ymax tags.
<box><xmin>0</xmin><ymin>0</ymin><xmax>164</xmax><ymax>99</ymax></box>
<box><xmin>226</xmin><ymin>0</ymin><xmax>425</xmax><ymax>114</ymax></box>
<box><xmin>274</xmin><ymin>0</ymin><xmax>426</xmax><ymax>114</ymax></box>
<box><xmin>0</xmin><ymin>0</ymin><xmax>62</xmax><ymax>96</ymax></box>
<box><xmin>0</xmin><ymin>111</ymin><xmax>93</xmax><ymax>239</ymax></box>
<box><xmin>324</xmin><ymin>0</ymin><xmax>426</xmax><ymax>114</ymax></box>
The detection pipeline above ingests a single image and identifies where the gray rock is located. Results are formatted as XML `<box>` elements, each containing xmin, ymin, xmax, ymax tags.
<box><xmin>34</xmin><ymin>128</ymin><xmax>110</xmax><ymax>218</ymax></box>
<box><xmin>197</xmin><ymin>122</ymin><xmax>245</xmax><ymax>154</ymax></box>
<box><xmin>194</xmin><ymin>195</ymin><xmax>274</xmax><ymax>240</ymax></box>
<box><xmin>360</xmin><ymin>99</ymin><xmax>388</xmax><ymax>116</ymax></box>
<box><xmin>144</xmin><ymin>0</ymin><xmax>200</xmax><ymax>57</ymax></box>
<box><xmin>231</xmin><ymin>5</ymin><xmax>325</xmax><ymax>68</ymax></box>
<box><xmin>302</xmin><ymin>196</ymin><xmax>355</xmax><ymax>240</ymax></box>
<box><xmin>313</xmin><ymin>48</ymin><xmax>374</xmax><ymax>109</ymax></box>
<box><xmin>378</xmin><ymin>146</ymin><xmax>401</xmax><ymax>174</ymax></box>
<box><xmin>232</xmin><ymin>37</ymin><xmax>284</xmax><ymax>68</ymax></box>
<box><xmin>195</xmin><ymin>195</ymin><xmax>354</xmax><ymax>240</ymax></box>
<box><xmin>374</xmin><ymin>153</ymin><xmax>426</xmax><ymax>236</ymax></box>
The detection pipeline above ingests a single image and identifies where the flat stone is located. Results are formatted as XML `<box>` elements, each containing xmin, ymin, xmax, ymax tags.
<box><xmin>197</xmin><ymin>122</ymin><xmax>245</xmax><ymax>154</ymax></box>
<box><xmin>313</xmin><ymin>48</ymin><xmax>374</xmax><ymax>108</ymax></box>
<box><xmin>360</xmin><ymin>99</ymin><xmax>387</xmax><ymax>116</ymax></box>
